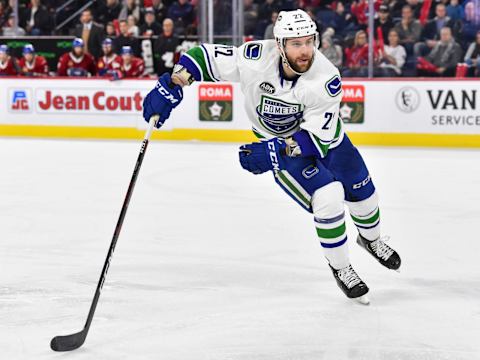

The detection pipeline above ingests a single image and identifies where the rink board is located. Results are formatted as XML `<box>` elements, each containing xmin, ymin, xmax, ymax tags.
<box><xmin>0</xmin><ymin>77</ymin><xmax>479</xmax><ymax>148</ymax></box>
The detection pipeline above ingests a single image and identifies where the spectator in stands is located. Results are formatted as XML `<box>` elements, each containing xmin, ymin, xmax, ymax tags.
<box><xmin>0</xmin><ymin>44</ymin><xmax>20</xmax><ymax>75</ymax></box>
<box><xmin>417</xmin><ymin>27</ymin><xmax>462</xmax><ymax>76</ymax></box>
<box><xmin>127</xmin><ymin>14</ymin><xmax>139</xmax><ymax>37</ymax></box>
<box><xmin>114</xmin><ymin>19</ymin><xmax>140</xmax><ymax>56</ymax></box>
<box><xmin>414</xmin><ymin>4</ymin><xmax>458</xmax><ymax>57</ymax></box>
<box><xmin>375</xmin><ymin>29</ymin><xmax>406</xmax><ymax>76</ymax></box>
<box><xmin>332</xmin><ymin>2</ymin><xmax>355</xmax><ymax>38</ymax></box>
<box><xmin>154</xmin><ymin>18</ymin><xmax>179</xmax><ymax>75</ymax></box>
<box><xmin>168</xmin><ymin>0</ymin><xmax>195</xmax><ymax>35</ymax></box>
<box><xmin>263</xmin><ymin>11</ymin><xmax>278</xmax><ymax>39</ymax></box>
<box><xmin>406</xmin><ymin>0</ymin><xmax>422</xmax><ymax>18</ymax></box>
<box><xmin>2</xmin><ymin>14</ymin><xmax>26</xmax><ymax>36</ymax></box>
<box><xmin>105</xmin><ymin>21</ymin><xmax>117</xmax><ymax>38</ymax></box>
<box><xmin>0</xmin><ymin>0</ymin><xmax>11</xmax><ymax>28</ymax></box>
<box><xmin>464</xmin><ymin>30</ymin><xmax>480</xmax><ymax>76</ymax></box>
<box><xmin>343</xmin><ymin>29</ymin><xmax>369</xmax><ymax>77</ymax></box>
<box><xmin>120</xmin><ymin>45</ymin><xmax>145</xmax><ymax>78</ymax></box>
<box><xmin>461</xmin><ymin>1</ymin><xmax>480</xmax><ymax>47</ymax></box>
<box><xmin>320</xmin><ymin>28</ymin><xmax>343</xmax><ymax>67</ymax></box>
<box><xmin>258</xmin><ymin>0</ymin><xmax>280</xmax><ymax>22</ymax></box>
<box><xmin>147</xmin><ymin>0</ymin><xmax>167</xmax><ymax>25</ymax></box>
<box><xmin>57</xmin><ymin>38</ymin><xmax>97</xmax><ymax>77</ymax></box>
<box><xmin>213</xmin><ymin>0</ymin><xmax>232</xmax><ymax>35</ymax></box>
<box><xmin>243</xmin><ymin>0</ymin><xmax>258</xmax><ymax>35</ymax></box>
<box><xmin>119</xmin><ymin>0</ymin><xmax>141</xmax><ymax>24</ymax></box>
<box><xmin>446</xmin><ymin>0</ymin><xmax>464</xmax><ymax>22</ymax></box>
<box><xmin>18</xmin><ymin>43</ymin><xmax>48</xmax><ymax>76</ymax></box>
<box><xmin>375</xmin><ymin>4</ymin><xmax>394</xmax><ymax>42</ymax></box>
<box><xmin>97</xmin><ymin>0</ymin><xmax>122</xmax><ymax>25</ymax></box>
<box><xmin>20</xmin><ymin>0</ymin><xmax>52</xmax><ymax>35</ymax></box>
<box><xmin>97</xmin><ymin>38</ymin><xmax>122</xmax><ymax>77</ymax></box>
<box><xmin>73</xmin><ymin>9</ymin><xmax>104</xmax><ymax>59</ymax></box>
<box><xmin>394</xmin><ymin>5</ymin><xmax>422</xmax><ymax>55</ymax></box>
<box><xmin>139</xmin><ymin>8</ymin><xmax>162</xmax><ymax>37</ymax></box>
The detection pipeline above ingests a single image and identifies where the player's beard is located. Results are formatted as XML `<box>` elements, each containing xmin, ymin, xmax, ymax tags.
<box><xmin>287</xmin><ymin>53</ymin><xmax>314</xmax><ymax>73</ymax></box>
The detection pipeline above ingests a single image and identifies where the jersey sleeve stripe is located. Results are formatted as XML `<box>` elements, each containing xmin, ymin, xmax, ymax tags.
<box><xmin>178</xmin><ymin>53</ymin><xmax>204</xmax><ymax>81</ymax></box>
<box><xmin>200</xmin><ymin>44</ymin><xmax>220</xmax><ymax>82</ymax></box>
<box><xmin>184</xmin><ymin>47</ymin><xmax>213</xmax><ymax>82</ymax></box>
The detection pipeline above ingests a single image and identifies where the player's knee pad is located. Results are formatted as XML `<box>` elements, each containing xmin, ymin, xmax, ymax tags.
<box><xmin>346</xmin><ymin>191</ymin><xmax>379</xmax><ymax>217</ymax></box>
<box><xmin>311</xmin><ymin>181</ymin><xmax>345</xmax><ymax>219</ymax></box>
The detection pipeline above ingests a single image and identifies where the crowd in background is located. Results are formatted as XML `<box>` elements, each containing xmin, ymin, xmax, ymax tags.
<box><xmin>1</xmin><ymin>0</ymin><xmax>480</xmax><ymax>77</ymax></box>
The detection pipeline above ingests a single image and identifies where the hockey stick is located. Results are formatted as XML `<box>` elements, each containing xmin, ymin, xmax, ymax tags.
<box><xmin>50</xmin><ymin>114</ymin><xmax>160</xmax><ymax>352</ymax></box>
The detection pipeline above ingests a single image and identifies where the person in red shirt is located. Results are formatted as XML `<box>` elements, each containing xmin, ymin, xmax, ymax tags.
<box><xmin>18</xmin><ymin>44</ymin><xmax>49</xmax><ymax>76</ymax></box>
<box><xmin>97</xmin><ymin>38</ymin><xmax>122</xmax><ymax>77</ymax></box>
<box><xmin>344</xmin><ymin>30</ymin><xmax>369</xmax><ymax>77</ymax></box>
<box><xmin>57</xmin><ymin>38</ymin><xmax>97</xmax><ymax>77</ymax></box>
<box><xmin>0</xmin><ymin>44</ymin><xmax>20</xmax><ymax>76</ymax></box>
<box><xmin>120</xmin><ymin>46</ymin><xmax>145</xmax><ymax>78</ymax></box>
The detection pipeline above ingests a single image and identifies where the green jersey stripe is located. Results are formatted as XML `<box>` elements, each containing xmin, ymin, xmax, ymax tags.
<box><xmin>185</xmin><ymin>47</ymin><xmax>213</xmax><ymax>82</ymax></box>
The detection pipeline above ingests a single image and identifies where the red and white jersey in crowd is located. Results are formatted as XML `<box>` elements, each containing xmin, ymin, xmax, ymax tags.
<box><xmin>0</xmin><ymin>56</ymin><xmax>19</xmax><ymax>76</ymax></box>
<box><xmin>18</xmin><ymin>55</ymin><xmax>49</xmax><ymax>76</ymax></box>
<box><xmin>97</xmin><ymin>54</ymin><xmax>122</xmax><ymax>76</ymax></box>
<box><xmin>121</xmin><ymin>57</ymin><xmax>145</xmax><ymax>78</ymax></box>
<box><xmin>57</xmin><ymin>52</ymin><xmax>97</xmax><ymax>76</ymax></box>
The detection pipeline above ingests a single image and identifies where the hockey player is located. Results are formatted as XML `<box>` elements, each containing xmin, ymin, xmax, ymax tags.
<box><xmin>57</xmin><ymin>38</ymin><xmax>97</xmax><ymax>77</ymax></box>
<box><xmin>119</xmin><ymin>46</ymin><xmax>145</xmax><ymax>78</ymax></box>
<box><xmin>0</xmin><ymin>44</ymin><xmax>20</xmax><ymax>76</ymax></box>
<box><xmin>142</xmin><ymin>10</ymin><xmax>401</xmax><ymax>304</ymax></box>
<box><xmin>97</xmin><ymin>38</ymin><xmax>122</xmax><ymax>77</ymax></box>
<box><xmin>18</xmin><ymin>44</ymin><xmax>49</xmax><ymax>77</ymax></box>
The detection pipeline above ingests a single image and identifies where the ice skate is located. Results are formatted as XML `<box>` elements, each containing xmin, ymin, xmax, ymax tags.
<box><xmin>329</xmin><ymin>264</ymin><xmax>370</xmax><ymax>305</ymax></box>
<box><xmin>357</xmin><ymin>235</ymin><xmax>401</xmax><ymax>271</ymax></box>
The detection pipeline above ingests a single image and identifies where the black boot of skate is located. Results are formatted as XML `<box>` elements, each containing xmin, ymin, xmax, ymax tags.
<box><xmin>329</xmin><ymin>264</ymin><xmax>370</xmax><ymax>305</ymax></box>
<box><xmin>357</xmin><ymin>235</ymin><xmax>401</xmax><ymax>271</ymax></box>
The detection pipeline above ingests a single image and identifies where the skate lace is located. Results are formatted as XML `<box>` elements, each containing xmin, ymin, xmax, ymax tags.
<box><xmin>338</xmin><ymin>266</ymin><xmax>361</xmax><ymax>289</ymax></box>
<box><xmin>371</xmin><ymin>236</ymin><xmax>394</xmax><ymax>261</ymax></box>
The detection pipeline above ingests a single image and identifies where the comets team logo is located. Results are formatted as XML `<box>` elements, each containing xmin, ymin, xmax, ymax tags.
<box><xmin>256</xmin><ymin>95</ymin><xmax>303</xmax><ymax>135</ymax></box>
<box><xmin>198</xmin><ymin>84</ymin><xmax>233</xmax><ymax>121</ymax></box>
<box><xmin>9</xmin><ymin>89</ymin><xmax>32</xmax><ymax>112</ymax></box>
<box><xmin>339</xmin><ymin>85</ymin><xmax>364</xmax><ymax>124</ymax></box>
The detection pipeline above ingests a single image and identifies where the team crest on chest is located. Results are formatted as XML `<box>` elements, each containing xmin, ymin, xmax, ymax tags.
<box><xmin>256</xmin><ymin>95</ymin><xmax>303</xmax><ymax>135</ymax></box>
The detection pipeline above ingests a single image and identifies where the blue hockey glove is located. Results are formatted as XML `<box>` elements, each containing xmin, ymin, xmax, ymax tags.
<box><xmin>142</xmin><ymin>72</ymin><xmax>183</xmax><ymax>128</ymax></box>
<box><xmin>239</xmin><ymin>138</ymin><xmax>287</xmax><ymax>174</ymax></box>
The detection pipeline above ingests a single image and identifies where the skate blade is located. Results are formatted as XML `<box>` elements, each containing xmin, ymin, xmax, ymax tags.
<box><xmin>353</xmin><ymin>295</ymin><xmax>370</xmax><ymax>305</ymax></box>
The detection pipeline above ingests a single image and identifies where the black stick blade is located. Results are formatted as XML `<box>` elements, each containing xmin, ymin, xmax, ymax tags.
<box><xmin>50</xmin><ymin>330</ymin><xmax>87</xmax><ymax>352</ymax></box>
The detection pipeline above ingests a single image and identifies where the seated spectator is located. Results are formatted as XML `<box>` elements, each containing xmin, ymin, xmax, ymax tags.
<box><xmin>258</xmin><ymin>0</ymin><xmax>280</xmax><ymax>22</ymax></box>
<box><xmin>0</xmin><ymin>44</ymin><xmax>20</xmax><ymax>75</ymax></box>
<box><xmin>20</xmin><ymin>0</ymin><xmax>52</xmax><ymax>35</ymax></box>
<box><xmin>97</xmin><ymin>0</ymin><xmax>122</xmax><ymax>25</ymax></box>
<box><xmin>461</xmin><ymin>1</ymin><xmax>480</xmax><ymax>47</ymax></box>
<box><xmin>332</xmin><ymin>2</ymin><xmax>355</xmax><ymax>38</ymax></box>
<box><xmin>120</xmin><ymin>45</ymin><xmax>145</xmax><ymax>78</ymax></box>
<box><xmin>343</xmin><ymin>30</ymin><xmax>369</xmax><ymax>77</ymax></box>
<box><xmin>57</xmin><ymin>38</ymin><xmax>97</xmax><ymax>77</ymax></box>
<box><xmin>393</xmin><ymin>5</ymin><xmax>422</xmax><ymax>55</ymax></box>
<box><xmin>375</xmin><ymin>29</ymin><xmax>406</xmax><ymax>76</ymax></box>
<box><xmin>97</xmin><ymin>38</ymin><xmax>122</xmax><ymax>77</ymax></box>
<box><xmin>2</xmin><ymin>14</ymin><xmax>26</xmax><ymax>36</ymax></box>
<box><xmin>18</xmin><ymin>44</ymin><xmax>49</xmax><ymax>76</ymax></box>
<box><xmin>0</xmin><ymin>0</ymin><xmax>11</xmax><ymax>28</ymax></box>
<box><xmin>242</xmin><ymin>0</ymin><xmax>258</xmax><ymax>36</ymax></box>
<box><xmin>375</xmin><ymin>4</ymin><xmax>394</xmax><ymax>41</ymax></box>
<box><xmin>154</xmin><ymin>18</ymin><xmax>179</xmax><ymax>75</ymax></box>
<box><xmin>320</xmin><ymin>28</ymin><xmax>343</xmax><ymax>68</ymax></box>
<box><xmin>139</xmin><ymin>8</ymin><xmax>162</xmax><ymax>37</ymax></box>
<box><xmin>73</xmin><ymin>9</ymin><xmax>104</xmax><ymax>59</ymax></box>
<box><xmin>105</xmin><ymin>21</ymin><xmax>117</xmax><ymax>38</ymax></box>
<box><xmin>213</xmin><ymin>0</ymin><xmax>232</xmax><ymax>36</ymax></box>
<box><xmin>350</xmin><ymin>0</ymin><xmax>368</xmax><ymax>29</ymax></box>
<box><xmin>119</xmin><ymin>0</ymin><xmax>141</xmax><ymax>24</ymax></box>
<box><xmin>263</xmin><ymin>11</ymin><xmax>278</xmax><ymax>40</ymax></box>
<box><xmin>113</xmin><ymin>19</ymin><xmax>140</xmax><ymax>56</ymax></box>
<box><xmin>127</xmin><ymin>14</ymin><xmax>139</xmax><ymax>37</ymax></box>
<box><xmin>446</xmin><ymin>0</ymin><xmax>464</xmax><ymax>22</ymax></box>
<box><xmin>406</xmin><ymin>0</ymin><xmax>422</xmax><ymax>18</ymax></box>
<box><xmin>168</xmin><ymin>0</ymin><xmax>195</xmax><ymax>35</ymax></box>
<box><xmin>416</xmin><ymin>27</ymin><xmax>462</xmax><ymax>77</ymax></box>
<box><xmin>146</xmin><ymin>0</ymin><xmax>167</xmax><ymax>25</ymax></box>
<box><xmin>464</xmin><ymin>31</ymin><xmax>480</xmax><ymax>76</ymax></box>
<box><xmin>414</xmin><ymin>3</ymin><xmax>459</xmax><ymax>58</ymax></box>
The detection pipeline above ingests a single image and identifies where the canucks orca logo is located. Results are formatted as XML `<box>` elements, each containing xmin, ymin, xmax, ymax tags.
<box><xmin>325</xmin><ymin>75</ymin><xmax>342</xmax><ymax>97</ymax></box>
<box><xmin>256</xmin><ymin>95</ymin><xmax>303</xmax><ymax>135</ymax></box>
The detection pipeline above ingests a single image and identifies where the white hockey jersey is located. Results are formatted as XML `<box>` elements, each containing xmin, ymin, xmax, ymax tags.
<box><xmin>181</xmin><ymin>40</ymin><xmax>345</xmax><ymax>157</ymax></box>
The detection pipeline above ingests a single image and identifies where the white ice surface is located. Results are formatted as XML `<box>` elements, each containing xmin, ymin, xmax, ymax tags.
<box><xmin>0</xmin><ymin>138</ymin><xmax>479</xmax><ymax>360</ymax></box>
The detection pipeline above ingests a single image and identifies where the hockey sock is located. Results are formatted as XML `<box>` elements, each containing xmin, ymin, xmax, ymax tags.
<box><xmin>346</xmin><ymin>192</ymin><xmax>381</xmax><ymax>241</ymax></box>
